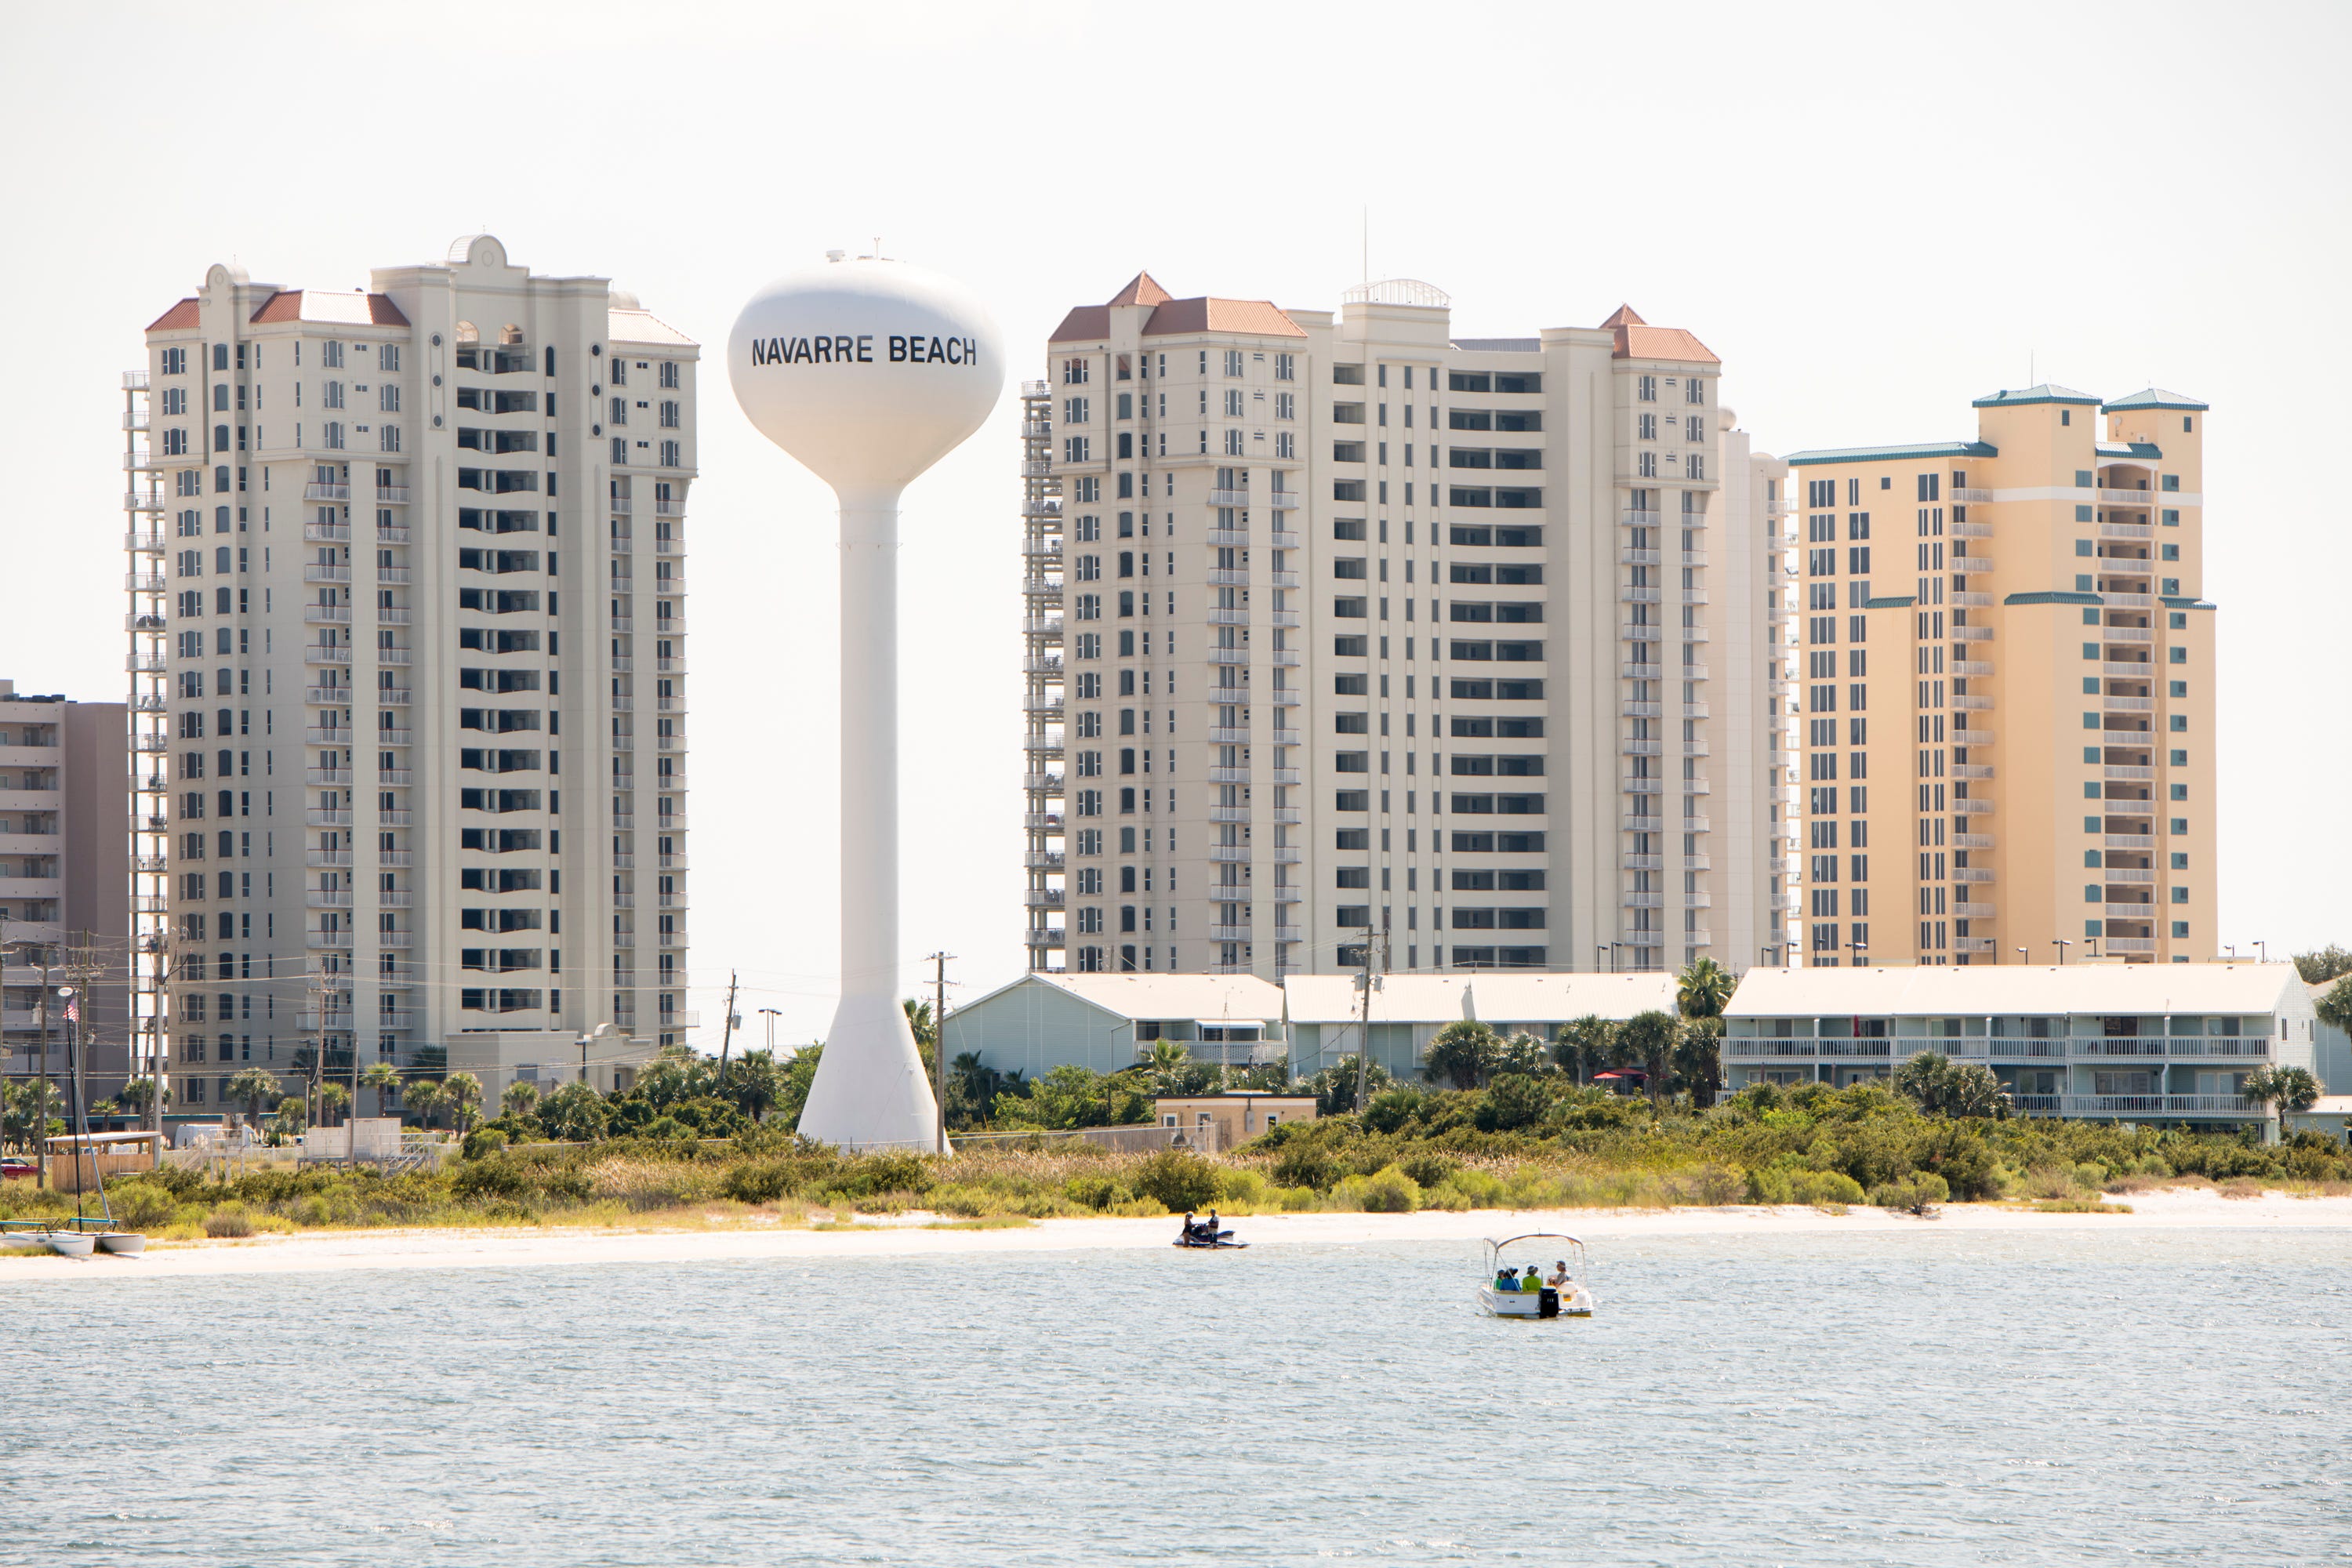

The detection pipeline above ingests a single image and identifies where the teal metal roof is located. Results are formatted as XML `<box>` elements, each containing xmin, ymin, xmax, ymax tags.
<box><xmin>2096</xmin><ymin>441</ymin><xmax>2163</xmax><ymax>459</ymax></box>
<box><xmin>2004</xmin><ymin>591</ymin><xmax>2103</xmax><ymax>607</ymax></box>
<box><xmin>2161</xmin><ymin>596</ymin><xmax>2216</xmax><ymax>611</ymax></box>
<box><xmin>1785</xmin><ymin>440</ymin><xmax>1998</xmax><ymax>467</ymax></box>
<box><xmin>1863</xmin><ymin>595</ymin><xmax>1917</xmax><ymax>609</ymax></box>
<box><xmin>2103</xmin><ymin>387</ymin><xmax>2209</xmax><ymax>412</ymax></box>
<box><xmin>1973</xmin><ymin>382</ymin><xmax>2101</xmax><ymax>408</ymax></box>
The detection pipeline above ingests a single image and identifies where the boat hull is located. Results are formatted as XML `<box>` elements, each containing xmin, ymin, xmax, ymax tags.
<box><xmin>42</xmin><ymin>1232</ymin><xmax>96</xmax><ymax>1258</ymax></box>
<box><xmin>1479</xmin><ymin>1285</ymin><xmax>1592</xmax><ymax>1318</ymax></box>
<box><xmin>97</xmin><ymin>1232</ymin><xmax>147</xmax><ymax>1255</ymax></box>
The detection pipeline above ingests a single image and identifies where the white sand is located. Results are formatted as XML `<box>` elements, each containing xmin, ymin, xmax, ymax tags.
<box><xmin>2</xmin><ymin>1187</ymin><xmax>2346</xmax><ymax>1283</ymax></box>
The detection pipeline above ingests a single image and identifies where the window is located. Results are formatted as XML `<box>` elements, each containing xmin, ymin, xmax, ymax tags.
<box><xmin>659</xmin><ymin>361</ymin><xmax>680</xmax><ymax>389</ymax></box>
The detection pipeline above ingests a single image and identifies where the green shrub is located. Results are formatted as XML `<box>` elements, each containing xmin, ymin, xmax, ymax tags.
<box><xmin>1746</xmin><ymin>1165</ymin><xmax>1795</xmax><ymax>1205</ymax></box>
<box><xmin>829</xmin><ymin>1152</ymin><xmax>935</xmax><ymax>1199</ymax></box>
<box><xmin>1479</xmin><ymin>1074</ymin><xmax>1551</xmax><ymax>1132</ymax></box>
<box><xmin>204</xmin><ymin>1203</ymin><xmax>255</xmax><ymax>1238</ymax></box>
<box><xmin>1131</xmin><ymin>1148</ymin><xmax>1219</xmax><ymax>1213</ymax></box>
<box><xmin>1214</xmin><ymin>1167</ymin><xmax>1272</xmax><ymax>1207</ymax></box>
<box><xmin>1362</xmin><ymin>1088</ymin><xmax>1430</xmax><ymax>1136</ymax></box>
<box><xmin>463</xmin><ymin>1128</ymin><xmax>509</xmax><ymax>1160</ymax></box>
<box><xmin>452</xmin><ymin>1153</ymin><xmax>531</xmax><ymax>1201</ymax></box>
<box><xmin>1269</xmin><ymin>1142</ymin><xmax>1340</xmax><ymax>1192</ymax></box>
<box><xmin>1396</xmin><ymin>1152</ymin><xmax>1459</xmax><ymax>1190</ymax></box>
<box><xmin>104</xmin><ymin>1181</ymin><xmax>181</xmax><ymax>1232</ymax></box>
<box><xmin>1794</xmin><ymin>1170</ymin><xmax>1865</xmax><ymax>1206</ymax></box>
<box><xmin>1335</xmin><ymin>1164</ymin><xmax>1421</xmax><ymax>1213</ymax></box>
<box><xmin>721</xmin><ymin>1160</ymin><xmax>800</xmax><ymax>1204</ymax></box>
<box><xmin>1061</xmin><ymin>1174</ymin><xmax>1123</xmax><ymax>1211</ymax></box>
<box><xmin>1867</xmin><ymin>1172</ymin><xmax>1950</xmax><ymax>1214</ymax></box>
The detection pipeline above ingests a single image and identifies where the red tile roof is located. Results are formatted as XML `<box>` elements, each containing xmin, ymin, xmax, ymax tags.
<box><xmin>1106</xmin><ymin>270</ymin><xmax>1171</xmax><ymax>307</ymax></box>
<box><xmin>1050</xmin><ymin>273</ymin><xmax>1308</xmax><ymax>343</ymax></box>
<box><xmin>1143</xmin><ymin>297</ymin><xmax>1306</xmax><ymax>338</ymax></box>
<box><xmin>1603</xmin><ymin>304</ymin><xmax>1716</xmax><ymax>364</ymax></box>
<box><xmin>147</xmin><ymin>299</ymin><xmax>200</xmax><ymax>332</ymax></box>
<box><xmin>1048</xmin><ymin>305</ymin><xmax>1112</xmax><ymax>343</ymax></box>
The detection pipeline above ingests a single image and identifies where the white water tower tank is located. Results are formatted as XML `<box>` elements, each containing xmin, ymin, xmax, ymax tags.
<box><xmin>728</xmin><ymin>256</ymin><xmax>1003</xmax><ymax>1151</ymax></box>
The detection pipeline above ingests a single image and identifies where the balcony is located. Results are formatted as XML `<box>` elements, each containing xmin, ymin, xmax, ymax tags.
<box><xmin>1951</xmin><ymin>797</ymin><xmax>1994</xmax><ymax>815</ymax></box>
<box><xmin>1621</xmin><ymin>548</ymin><xmax>1661</xmax><ymax>566</ymax></box>
<box><xmin>1952</xmin><ymin>625</ymin><xmax>1993</xmax><ymax>641</ymax></box>
<box><xmin>2103</xmin><ymin>626</ymin><xmax>2153</xmax><ymax>644</ymax></box>
<box><xmin>1267</xmin><ymin>493</ymin><xmax>1300</xmax><ymax>511</ymax></box>
<box><xmin>2103</xmin><ymin>695</ymin><xmax>2154</xmax><ymax>712</ymax></box>
<box><xmin>1208</xmin><ymin>608</ymin><xmax>1250</xmax><ymax>626</ymax></box>
<box><xmin>1950</xmin><ymin>555</ymin><xmax>1994</xmax><ymax>573</ymax></box>
<box><xmin>1025</xmin><ymin>888</ymin><xmax>1065</xmax><ymax>909</ymax></box>
<box><xmin>1210</xmin><ymin>845</ymin><xmax>1251</xmax><ymax>862</ymax></box>
<box><xmin>1955</xmin><ymin>867</ymin><xmax>1995</xmax><ymax>884</ymax></box>
<box><xmin>2103</xmin><ymin>833</ymin><xmax>2156</xmax><ymax>850</ymax></box>
<box><xmin>1954</xmin><ymin>693</ymin><xmax>1993</xmax><ymax>711</ymax></box>
<box><xmin>1022</xmin><ymin>772</ymin><xmax>1064</xmax><ymax>793</ymax></box>
<box><xmin>1209</xmin><ymin>924</ymin><xmax>1254</xmax><ymax>942</ymax></box>
<box><xmin>1026</xmin><ymin>927</ymin><xmax>1067</xmax><ymax>949</ymax></box>
<box><xmin>1951</xmin><ymin>659</ymin><xmax>1994</xmax><ymax>677</ymax></box>
<box><xmin>1952</xmin><ymin>488</ymin><xmax>1994</xmax><ymax>504</ymax></box>
<box><xmin>2104</xmin><ymin>764</ymin><xmax>2155</xmax><ymax>782</ymax></box>
<box><xmin>1207</xmin><ymin>488</ymin><xmax>1252</xmax><ymax>506</ymax></box>
<box><xmin>1953</xmin><ymin>763</ymin><xmax>1994</xmax><ymax>780</ymax></box>
<box><xmin>1209</xmin><ymin>766</ymin><xmax>1251</xmax><ymax>785</ymax></box>
<box><xmin>2103</xmin><ymin>867</ymin><xmax>2155</xmax><ymax>884</ymax></box>
<box><xmin>1951</xmin><ymin>520</ymin><xmax>1994</xmax><ymax>539</ymax></box>
<box><xmin>2051</xmin><ymin>1094</ymin><xmax>2256</xmax><ymax>1119</ymax></box>
<box><xmin>1024</xmin><ymin>851</ymin><xmax>1065</xmax><ymax>870</ymax></box>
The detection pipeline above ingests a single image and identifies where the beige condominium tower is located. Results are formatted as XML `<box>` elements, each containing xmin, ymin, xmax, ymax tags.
<box><xmin>1782</xmin><ymin>384</ymin><xmax>2213</xmax><ymax>967</ymax></box>
<box><xmin>1019</xmin><ymin>274</ymin><xmax>1797</xmax><ymax>981</ymax></box>
<box><xmin>126</xmin><ymin>235</ymin><xmax>697</xmax><ymax>1116</ymax></box>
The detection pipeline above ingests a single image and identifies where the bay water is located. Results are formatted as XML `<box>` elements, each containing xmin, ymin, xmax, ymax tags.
<box><xmin>9</xmin><ymin>1227</ymin><xmax>2348</xmax><ymax>1565</ymax></box>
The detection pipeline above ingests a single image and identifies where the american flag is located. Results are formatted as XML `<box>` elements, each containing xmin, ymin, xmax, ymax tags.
<box><xmin>64</xmin><ymin>993</ymin><xmax>79</xmax><ymax>1025</ymax></box>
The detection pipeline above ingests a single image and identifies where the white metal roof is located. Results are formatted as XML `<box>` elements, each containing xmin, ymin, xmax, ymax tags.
<box><xmin>1726</xmin><ymin>963</ymin><xmax>2303</xmax><ymax>1018</ymax></box>
<box><xmin>609</xmin><ymin>307</ymin><xmax>696</xmax><ymax>347</ymax></box>
<box><xmin>1031</xmin><ymin>971</ymin><xmax>1285</xmax><ymax>1023</ymax></box>
<box><xmin>1282</xmin><ymin>972</ymin><xmax>1679</xmax><ymax>1025</ymax></box>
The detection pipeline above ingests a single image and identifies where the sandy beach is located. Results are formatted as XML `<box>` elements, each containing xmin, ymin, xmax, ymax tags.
<box><xmin>2</xmin><ymin>1185</ymin><xmax>2346</xmax><ymax>1283</ymax></box>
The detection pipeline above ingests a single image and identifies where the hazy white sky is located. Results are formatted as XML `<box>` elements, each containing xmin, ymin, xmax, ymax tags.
<box><xmin>3</xmin><ymin>0</ymin><xmax>2346</xmax><ymax>1041</ymax></box>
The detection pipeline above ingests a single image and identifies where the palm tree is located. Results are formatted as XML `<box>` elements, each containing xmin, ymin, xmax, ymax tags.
<box><xmin>1671</xmin><ymin>1017</ymin><xmax>1724</xmax><ymax>1109</ymax></box>
<box><xmin>1497</xmin><ymin>1030</ymin><xmax>1553</xmax><ymax>1076</ymax></box>
<box><xmin>501</xmin><ymin>1080</ymin><xmax>542</xmax><ymax>1121</ymax></box>
<box><xmin>1676</xmin><ymin>956</ymin><xmax>1735</xmax><ymax>1021</ymax></box>
<box><xmin>1421</xmin><ymin>1020</ymin><xmax>1500</xmax><ymax>1091</ymax></box>
<box><xmin>224</xmin><ymin>1066</ymin><xmax>281</xmax><ymax>1131</ymax></box>
<box><xmin>405</xmin><ymin>1079</ymin><xmax>449</xmax><ymax>1132</ymax></box>
<box><xmin>1553</xmin><ymin>1014</ymin><xmax>1615</xmax><ymax>1086</ymax></box>
<box><xmin>318</xmin><ymin>1081</ymin><xmax>352</xmax><ymax>1127</ymax></box>
<box><xmin>1613</xmin><ymin>1010</ymin><xmax>1681</xmax><ymax>1115</ymax></box>
<box><xmin>2241</xmin><ymin>1065</ymin><xmax>2321</xmax><ymax>1120</ymax></box>
<box><xmin>726</xmin><ymin>1048</ymin><xmax>785</xmax><ymax>1123</ymax></box>
<box><xmin>538</xmin><ymin>1081</ymin><xmax>609</xmax><ymax>1142</ymax></box>
<box><xmin>361</xmin><ymin>1062</ymin><xmax>403</xmax><ymax>1119</ymax></box>
<box><xmin>444</xmin><ymin>1072</ymin><xmax>484</xmax><ymax>1134</ymax></box>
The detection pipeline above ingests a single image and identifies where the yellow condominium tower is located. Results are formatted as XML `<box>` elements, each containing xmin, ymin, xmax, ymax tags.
<box><xmin>1783</xmin><ymin>384</ymin><xmax>2212</xmax><ymax>967</ymax></box>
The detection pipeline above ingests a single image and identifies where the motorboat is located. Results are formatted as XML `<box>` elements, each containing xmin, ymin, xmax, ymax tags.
<box><xmin>1479</xmin><ymin>1232</ymin><xmax>1594</xmax><ymax>1318</ymax></box>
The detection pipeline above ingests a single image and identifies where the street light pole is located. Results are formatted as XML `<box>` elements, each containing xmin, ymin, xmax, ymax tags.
<box><xmin>2054</xmin><ymin>939</ymin><xmax>2072</xmax><ymax>965</ymax></box>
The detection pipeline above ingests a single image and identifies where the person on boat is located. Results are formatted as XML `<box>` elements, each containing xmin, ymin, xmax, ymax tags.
<box><xmin>1547</xmin><ymin>1260</ymin><xmax>1573</xmax><ymax>1289</ymax></box>
<box><xmin>1180</xmin><ymin>1211</ymin><xmax>1200</xmax><ymax>1242</ymax></box>
<box><xmin>1207</xmin><ymin>1208</ymin><xmax>1225</xmax><ymax>1240</ymax></box>
<box><xmin>1521</xmin><ymin>1267</ymin><xmax>1542</xmax><ymax>1293</ymax></box>
<box><xmin>1494</xmin><ymin>1265</ymin><xmax>1515</xmax><ymax>1291</ymax></box>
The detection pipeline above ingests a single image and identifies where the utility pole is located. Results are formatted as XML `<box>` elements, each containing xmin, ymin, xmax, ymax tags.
<box><xmin>1352</xmin><ymin>919</ymin><xmax>1387</xmax><ymax>1115</ymax></box>
<box><xmin>927</xmin><ymin>952</ymin><xmax>953</xmax><ymax>1155</ymax></box>
<box><xmin>34</xmin><ymin>942</ymin><xmax>52</xmax><ymax>1187</ymax></box>
<box><xmin>307</xmin><ymin>967</ymin><xmax>334</xmax><ymax>1141</ymax></box>
<box><xmin>714</xmin><ymin>971</ymin><xmax>740</xmax><ymax>1098</ymax></box>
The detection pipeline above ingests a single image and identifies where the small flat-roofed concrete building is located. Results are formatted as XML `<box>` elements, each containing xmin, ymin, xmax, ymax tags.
<box><xmin>1282</xmin><ymin>971</ymin><xmax>1680</xmax><ymax>1082</ymax></box>
<box><xmin>942</xmin><ymin>972</ymin><xmax>1285</xmax><ymax>1082</ymax></box>
<box><xmin>1723</xmin><ymin>961</ymin><xmax>2314</xmax><ymax>1130</ymax></box>
<box><xmin>1153</xmin><ymin>1093</ymin><xmax>1316</xmax><ymax>1152</ymax></box>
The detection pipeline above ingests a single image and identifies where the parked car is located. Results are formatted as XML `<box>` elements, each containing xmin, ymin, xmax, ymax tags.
<box><xmin>0</xmin><ymin>1157</ymin><xmax>37</xmax><ymax>1181</ymax></box>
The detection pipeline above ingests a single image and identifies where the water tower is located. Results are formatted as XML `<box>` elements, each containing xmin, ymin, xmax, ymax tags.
<box><xmin>728</xmin><ymin>254</ymin><xmax>1003</xmax><ymax>1149</ymax></box>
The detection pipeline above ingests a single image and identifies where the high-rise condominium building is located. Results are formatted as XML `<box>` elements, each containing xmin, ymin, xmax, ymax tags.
<box><xmin>1020</xmin><ymin>274</ymin><xmax>1796</xmax><ymax>980</ymax></box>
<box><xmin>1782</xmin><ymin>384</ymin><xmax>2213</xmax><ymax>967</ymax></box>
<box><xmin>127</xmin><ymin>234</ymin><xmax>697</xmax><ymax>1115</ymax></box>
<box><xmin>0</xmin><ymin>681</ymin><xmax>129</xmax><ymax>1092</ymax></box>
